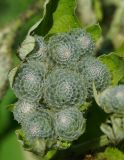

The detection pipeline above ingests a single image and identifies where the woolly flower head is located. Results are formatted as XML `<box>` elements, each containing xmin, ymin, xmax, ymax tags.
<box><xmin>13</xmin><ymin>60</ymin><xmax>48</xmax><ymax>102</ymax></box>
<box><xmin>48</xmin><ymin>33</ymin><xmax>81</xmax><ymax>67</ymax></box>
<box><xmin>44</xmin><ymin>68</ymin><xmax>87</xmax><ymax>109</ymax></box>
<box><xmin>54</xmin><ymin>107</ymin><xmax>86</xmax><ymax>141</ymax></box>
<box><xmin>78</xmin><ymin>56</ymin><xmax>111</xmax><ymax>98</ymax></box>
<box><xmin>99</xmin><ymin>85</ymin><xmax>124</xmax><ymax>114</ymax></box>
<box><xmin>22</xmin><ymin>109</ymin><xmax>54</xmax><ymax>142</ymax></box>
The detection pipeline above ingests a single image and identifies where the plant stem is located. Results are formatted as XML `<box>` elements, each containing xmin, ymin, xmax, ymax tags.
<box><xmin>43</xmin><ymin>150</ymin><xmax>57</xmax><ymax>160</ymax></box>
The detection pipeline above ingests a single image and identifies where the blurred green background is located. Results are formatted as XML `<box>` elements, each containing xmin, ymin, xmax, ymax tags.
<box><xmin>0</xmin><ymin>0</ymin><xmax>41</xmax><ymax>160</ymax></box>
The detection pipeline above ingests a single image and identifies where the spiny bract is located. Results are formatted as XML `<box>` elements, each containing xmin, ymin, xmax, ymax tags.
<box><xmin>13</xmin><ymin>60</ymin><xmax>48</xmax><ymax>102</ymax></box>
<box><xmin>22</xmin><ymin>109</ymin><xmax>54</xmax><ymax>142</ymax></box>
<box><xmin>98</xmin><ymin>85</ymin><xmax>124</xmax><ymax>114</ymax></box>
<box><xmin>48</xmin><ymin>33</ymin><xmax>81</xmax><ymax>66</ymax></box>
<box><xmin>78</xmin><ymin>56</ymin><xmax>111</xmax><ymax>98</ymax></box>
<box><xmin>44</xmin><ymin>68</ymin><xmax>87</xmax><ymax>109</ymax></box>
<box><xmin>26</xmin><ymin>35</ymin><xmax>48</xmax><ymax>62</ymax></box>
<box><xmin>54</xmin><ymin>107</ymin><xmax>86</xmax><ymax>141</ymax></box>
<box><xmin>69</xmin><ymin>28</ymin><xmax>95</xmax><ymax>56</ymax></box>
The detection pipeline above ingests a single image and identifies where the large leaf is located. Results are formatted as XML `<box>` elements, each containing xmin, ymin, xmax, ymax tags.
<box><xmin>86</xmin><ymin>24</ymin><xmax>102</xmax><ymax>42</ymax></box>
<box><xmin>29</xmin><ymin>0</ymin><xmax>55</xmax><ymax>36</ymax></box>
<box><xmin>99</xmin><ymin>53</ymin><xmax>124</xmax><ymax>85</ymax></box>
<box><xmin>18</xmin><ymin>0</ymin><xmax>58</xmax><ymax>60</ymax></box>
<box><xmin>18</xmin><ymin>0</ymin><xmax>80</xmax><ymax>60</ymax></box>
<box><xmin>113</xmin><ymin>46</ymin><xmax>124</xmax><ymax>58</ymax></box>
<box><xmin>48</xmin><ymin>0</ymin><xmax>79</xmax><ymax>34</ymax></box>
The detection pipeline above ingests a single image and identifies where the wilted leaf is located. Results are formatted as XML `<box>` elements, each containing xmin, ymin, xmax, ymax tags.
<box><xmin>18</xmin><ymin>36</ymin><xmax>35</xmax><ymax>60</ymax></box>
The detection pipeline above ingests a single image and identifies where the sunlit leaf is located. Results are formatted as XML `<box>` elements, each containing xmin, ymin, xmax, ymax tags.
<box><xmin>86</xmin><ymin>24</ymin><xmax>102</xmax><ymax>42</ymax></box>
<box><xmin>99</xmin><ymin>53</ymin><xmax>124</xmax><ymax>85</ymax></box>
<box><xmin>48</xmin><ymin>0</ymin><xmax>79</xmax><ymax>34</ymax></box>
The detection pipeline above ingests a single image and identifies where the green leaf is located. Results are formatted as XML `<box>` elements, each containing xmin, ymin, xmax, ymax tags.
<box><xmin>98</xmin><ymin>53</ymin><xmax>124</xmax><ymax>85</ymax></box>
<box><xmin>29</xmin><ymin>0</ymin><xmax>51</xmax><ymax>36</ymax></box>
<box><xmin>31</xmin><ymin>0</ymin><xmax>59</xmax><ymax>36</ymax></box>
<box><xmin>1</xmin><ymin>132</ymin><xmax>26</xmax><ymax>160</ymax></box>
<box><xmin>18</xmin><ymin>0</ymin><xmax>56</xmax><ymax>59</ymax></box>
<box><xmin>113</xmin><ymin>46</ymin><xmax>124</xmax><ymax>58</ymax></box>
<box><xmin>86</xmin><ymin>24</ymin><xmax>102</xmax><ymax>42</ymax></box>
<box><xmin>18</xmin><ymin>0</ymin><xmax>80</xmax><ymax>59</ymax></box>
<box><xmin>48</xmin><ymin>0</ymin><xmax>79</xmax><ymax>34</ymax></box>
<box><xmin>96</xmin><ymin>147</ymin><xmax>124</xmax><ymax>160</ymax></box>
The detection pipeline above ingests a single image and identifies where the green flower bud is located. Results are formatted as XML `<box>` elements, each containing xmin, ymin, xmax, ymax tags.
<box><xmin>22</xmin><ymin>109</ymin><xmax>54</xmax><ymax>142</ymax></box>
<box><xmin>54</xmin><ymin>108</ymin><xmax>86</xmax><ymax>141</ymax></box>
<box><xmin>99</xmin><ymin>85</ymin><xmax>124</xmax><ymax>114</ymax></box>
<box><xmin>78</xmin><ymin>56</ymin><xmax>111</xmax><ymax>98</ymax></box>
<box><xmin>13</xmin><ymin>60</ymin><xmax>47</xmax><ymax>102</ymax></box>
<box><xmin>44</xmin><ymin>68</ymin><xmax>87</xmax><ymax>109</ymax></box>
<box><xmin>48</xmin><ymin>33</ymin><xmax>81</xmax><ymax>66</ymax></box>
<box><xmin>13</xmin><ymin>100</ymin><xmax>39</xmax><ymax>124</ymax></box>
<box><xmin>69</xmin><ymin>28</ymin><xmax>95</xmax><ymax>56</ymax></box>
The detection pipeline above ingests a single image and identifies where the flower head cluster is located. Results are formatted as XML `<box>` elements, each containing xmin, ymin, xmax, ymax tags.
<box><xmin>9</xmin><ymin>28</ymin><xmax>111</xmax><ymax>151</ymax></box>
